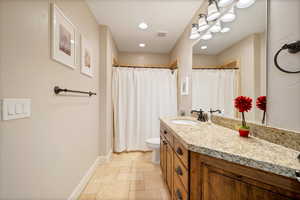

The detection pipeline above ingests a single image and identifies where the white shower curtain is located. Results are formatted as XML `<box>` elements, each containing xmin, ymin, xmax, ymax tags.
<box><xmin>192</xmin><ymin>69</ymin><xmax>237</xmax><ymax>118</ymax></box>
<box><xmin>112</xmin><ymin>68</ymin><xmax>177</xmax><ymax>152</ymax></box>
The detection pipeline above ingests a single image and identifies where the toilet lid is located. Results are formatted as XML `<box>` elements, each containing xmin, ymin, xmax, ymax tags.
<box><xmin>146</xmin><ymin>138</ymin><xmax>160</xmax><ymax>145</ymax></box>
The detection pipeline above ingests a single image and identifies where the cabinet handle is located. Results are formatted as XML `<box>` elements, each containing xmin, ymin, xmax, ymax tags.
<box><xmin>176</xmin><ymin>166</ymin><xmax>183</xmax><ymax>176</ymax></box>
<box><xmin>164</xmin><ymin>130</ymin><xmax>167</xmax><ymax>134</ymax></box>
<box><xmin>176</xmin><ymin>189</ymin><xmax>183</xmax><ymax>200</ymax></box>
<box><xmin>176</xmin><ymin>147</ymin><xmax>183</xmax><ymax>155</ymax></box>
<box><xmin>296</xmin><ymin>171</ymin><xmax>300</xmax><ymax>182</ymax></box>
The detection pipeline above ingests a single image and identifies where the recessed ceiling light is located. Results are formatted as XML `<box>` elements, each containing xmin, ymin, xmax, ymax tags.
<box><xmin>201</xmin><ymin>46</ymin><xmax>208</xmax><ymax>50</ymax></box>
<box><xmin>221</xmin><ymin>27</ymin><xmax>231</xmax><ymax>33</ymax></box>
<box><xmin>138</xmin><ymin>22</ymin><xmax>148</xmax><ymax>30</ymax></box>
<box><xmin>139</xmin><ymin>43</ymin><xmax>146</xmax><ymax>47</ymax></box>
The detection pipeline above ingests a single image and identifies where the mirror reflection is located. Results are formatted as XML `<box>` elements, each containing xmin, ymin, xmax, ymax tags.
<box><xmin>192</xmin><ymin>0</ymin><xmax>267</xmax><ymax>124</ymax></box>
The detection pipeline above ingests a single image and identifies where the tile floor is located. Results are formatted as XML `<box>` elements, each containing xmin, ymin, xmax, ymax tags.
<box><xmin>78</xmin><ymin>152</ymin><xmax>171</xmax><ymax>200</ymax></box>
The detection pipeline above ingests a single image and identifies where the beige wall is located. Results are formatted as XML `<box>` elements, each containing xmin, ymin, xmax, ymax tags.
<box><xmin>192</xmin><ymin>54</ymin><xmax>218</xmax><ymax>66</ymax></box>
<box><xmin>267</xmin><ymin>0</ymin><xmax>300</xmax><ymax>132</ymax></box>
<box><xmin>99</xmin><ymin>25</ymin><xmax>118</xmax><ymax>156</ymax></box>
<box><xmin>118</xmin><ymin>52</ymin><xmax>170</xmax><ymax>65</ymax></box>
<box><xmin>0</xmin><ymin>0</ymin><xmax>102</xmax><ymax>199</ymax></box>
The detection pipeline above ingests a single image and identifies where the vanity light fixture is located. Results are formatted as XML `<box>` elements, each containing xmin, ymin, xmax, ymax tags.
<box><xmin>218</xmin><ymin>0</ymin><xmax>234</xmax><ymax>7</ymax></box>
<box><xmin>210</xmin><ymin>21</ymin><xmax>222</xmax><ymax>33</ymax></box>
<box><xmin>236</xmin><ymin>0</ymin><xmax>256</xmax><ymax>8</ymax></box>
<box><xmin>201</xmin><ymin>32</ymin><xmax>213</xmax><ymax>40</ymax></box>
<box><xmin>221</xmin><ymin>7</ymin><xmax>236</xmax><ymax>23</ymax></box>
<box><xmin>201</xmin><ymin>45</ymin><xmax>208</xmax><ymax>50</ymax></box>
<box><xmin>190</xmin><ymin>23</ymin><xmax>200</xmax><ymax>39</ymax></box>
<box><xmin>207</xmin><ymin>0</ymin><xmax>220</xmax><ymax>21</ymax></box>
<box><xmin>198</xmin><ymin>14</ymin><xmax>209</xmax><ymax>32</ymax></box>
<box><xmin>220</xmin><ymin>27</ymin><xmax>231</xmax><ymax>33</ymax></box>
<box><xmin>138</xmin><ymin>22</ymin><xmax>148</xmax><ymax>30</ymax></box>
<box><xmin>139</xmin><ymin>43</ymin><xmax>146</xmax><ymax>47</ymax></box>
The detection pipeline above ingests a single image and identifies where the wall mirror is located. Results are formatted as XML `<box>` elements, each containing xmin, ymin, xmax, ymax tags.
<box><xmin>192</xmin><ymin>0</ymin><xmax>267</xmax><ymax>124</ymax></box>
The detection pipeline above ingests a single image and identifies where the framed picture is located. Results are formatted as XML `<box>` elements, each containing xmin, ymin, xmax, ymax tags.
<box><xmin>81</xmin><ymin>36</ymin><xmax>93</xmax><ymax>77</ymax></box>
<box><xmin>51</xmin><ymin>3</ymin><xmax>76</xmax><ymax>69</ymax></box>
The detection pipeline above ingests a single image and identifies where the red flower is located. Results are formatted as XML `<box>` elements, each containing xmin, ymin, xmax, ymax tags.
<box><xmin>256</xmin><ymin>96</ymin><xmax>266</xmax><ymax>111</ymax></box>
<box><xmin>234</xmin><ymin>96</ymin><xmax>252</xmax><ymax>113</ymax></box>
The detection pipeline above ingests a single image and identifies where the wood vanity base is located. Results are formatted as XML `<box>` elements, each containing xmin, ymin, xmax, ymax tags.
<box><xmin>160</xmin><ymin>122</ymin><xmax>300</xmax><ymax>200</ymax></box>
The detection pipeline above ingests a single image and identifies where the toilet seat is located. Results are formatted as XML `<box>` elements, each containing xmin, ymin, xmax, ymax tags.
<box><xmin>146</xmin><ymin>138</ymin><xmax>160</xmax><ymax>149</ymax></box>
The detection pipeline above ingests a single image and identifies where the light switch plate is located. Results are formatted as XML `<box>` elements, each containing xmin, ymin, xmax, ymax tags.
<box><xmin>1</xmin><ymin>98</ymin><xmax>31</xmax><ymax>120</ymax></box>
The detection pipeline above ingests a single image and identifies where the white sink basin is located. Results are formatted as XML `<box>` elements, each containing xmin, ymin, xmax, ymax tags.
<box><xmin>171</xmin><ymin>119</ymin><xmax>198</xmax><ymax>126</ymax></box>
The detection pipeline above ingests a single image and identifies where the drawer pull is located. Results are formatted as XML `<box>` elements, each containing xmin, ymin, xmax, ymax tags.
<box><xmin>176</xmin><ymin>147</ymin><xmax>183</xmax><ymax>155</ymax></box>
<box><xmin>296</xmin><ymin>171</ymin><xmax>300</xmax><ymax>182</ymax></box>
<box><xmin>175</xmin><ymin>166</ymin><xmax>183</xmax><ymax>176</ymax></box>
<box><xmin>176</xmin><ymin>189</ymin><xmax>183</xmax><ymax>200</ymax></box>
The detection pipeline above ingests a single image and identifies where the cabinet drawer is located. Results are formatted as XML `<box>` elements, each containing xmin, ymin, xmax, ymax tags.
<box><xmin>173</xmin><ymin>173</ymin><xmax>188</xmax><ymax>200</ymax></box>
<box><xmin>174</xmin><ymin>139</ymin><xmax>188</xmax><ymax>168</ymax></box>
<box><xmin>174</xmin><ymin>154</ymin><xmax>188</xmax><ymax>191</ymax></box>
<box><xmin>160</xmin><ymin>125</ymin><xmax>174</xmax><ymax>147</ymax></box>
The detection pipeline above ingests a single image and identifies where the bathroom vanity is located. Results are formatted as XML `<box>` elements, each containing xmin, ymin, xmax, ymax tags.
<box><xmin>160</xmin><ymin>117</ymin><xmax>300</xmax><ymax>200</ymax></box>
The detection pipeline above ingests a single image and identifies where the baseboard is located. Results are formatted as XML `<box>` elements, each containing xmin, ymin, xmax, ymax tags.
<box><xmin>68</xmin><ymin>153</ymin><xmax>111</xmax><ymax>200</ymax></box>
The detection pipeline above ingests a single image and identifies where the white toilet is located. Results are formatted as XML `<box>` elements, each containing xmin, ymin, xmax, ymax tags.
<box><xmin>145</xmin><ymin>137</ymin><xmax>160</xmax><ymax>164</ymax></box>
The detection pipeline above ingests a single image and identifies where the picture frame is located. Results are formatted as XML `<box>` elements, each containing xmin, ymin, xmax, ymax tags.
<box><xmin>80</xmin><ymin>35</ymin><xmax>93</xmax><ymax>78</ymax></box>
<box><xmin>51</xmin><ymin>3</ymin><xmax>77</xmax><ymax>69</ymax></box>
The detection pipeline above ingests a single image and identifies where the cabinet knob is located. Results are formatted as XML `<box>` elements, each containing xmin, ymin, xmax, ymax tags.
<box><xmin>176</xmin><ymin>189</ymin><xmax>183</xmax><ymax>200</ymax></box>
<box><xmin>164</xmin><ymin>130</ymin><xmax>167</xmax><ymax>134</ymax></box>
<box><xmin>176</xmin><ymin>166</ymin><xmax>183</xmax><ymax>176</ymax></box>
<box><xmin>296</xmin><ymin>171</ymin><xmax>300</xmax><ymax>182</ymax></box>
<box><xmin>176</xmin><ymin>147</ymin><xmax>183</xmax><ymax>155</ymax></box>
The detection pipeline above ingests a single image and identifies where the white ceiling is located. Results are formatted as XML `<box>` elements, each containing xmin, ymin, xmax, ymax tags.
<box><xmin>193</xmin><ymin>0</ymin><xmax>267</xmax><ymax>55</ymax></box>
<box><xmin>86</xmin><ymin>0</ymin><xmax>203</xmax><ymax>53</ymax></box>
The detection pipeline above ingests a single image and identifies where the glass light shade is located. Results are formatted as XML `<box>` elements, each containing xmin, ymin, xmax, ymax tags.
<box><xmin>207</xmin><ymin>0</ymin><xmax>220</xmax><ymax>21</ymax></box>
<box><xmin>221</xmin><ymin>27</ymin><xmax>230</xmax><ymax>33</ymax></box>
<box><xmin>221</xmin><ymin>7</ymin><xmax>236</xmax><ymax>22</ymax></box>
<box><xmin>210</xmin><ymin>21</ymin><xmax>222</xmax><ymax>33</ymax></box>
<box><xmin>201</xmin><ymin>32</ymin><xmax>213</xmax><ymax>40</ymax></box>
<box><xmin>190</xmin><ymin>24</ymin><xmax>200</xmax><ymax>39</ymax></box>
<box><xmin>236</xmin><ymin>0</ymin><xmax>256</xmax><ymax>8</ymax></box>
<box><xmin>198</xmin><ymin>14</ymin><xmax>209</xmax><ymax>32</ymax></box>
<box><xmin>190</xmin><ymin>32</ymin><xmax>200</xmax><ymax>39</ymax></box>
<box><xmin>218</xmin><ymin>0</ymin><xmax>234</xmax><ymax>7</ymax></box>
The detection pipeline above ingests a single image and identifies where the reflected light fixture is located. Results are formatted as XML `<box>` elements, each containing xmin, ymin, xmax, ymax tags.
<box><xmin>190</xmin><ymin>23</ymin><xmax>200</xmax><ymax>39</ymax></box>
<box><xmin>198</xmin><ymin>14</ymin><xmax>209</xmax><ymax>32</ymax></box>
<box><xmin>210</xmin><ymin>21</ymin><xmax>222</xmax><ymax>33</ymax></box>
<box><xmin>201</xmin><ymin>45</ymin><xmax>208</xmax><ymax>50</ymax></box>
<box><xmin>139</xmin><ymin>43</ymin><xmax>146</xmax><ymax>47</ymax></box>
<box><xmin>207</xmin><ymin>0</ymin><xmax>220</xmax><ymax>21</ymax></box>
<box><xmin>218</xmin><ymin>0</ymin><xmax>234</xmax><ymax>7</ymax></box>
<box><xmin>138</xmin><ymin>22</ymin><xmax>148</xmax><ymax>30</ymax></box>
<box><xmin>201</xmin><ymin>31</ymin><xmax>213</xmax><ymax>40</ymax></box>
<box><xmin>236</xmin><ymin>0</ymin><xmax>256</xmax><ymax>8</ymax></box>
<box><xmin>221</xmin><ymin>7</ymin><xmax>236</xmax><ymax>22</ymax></box>
<box><xmin>221</xmin><ymin>27</ymin><xmax>231</xmax><ymax>33</ymax></box>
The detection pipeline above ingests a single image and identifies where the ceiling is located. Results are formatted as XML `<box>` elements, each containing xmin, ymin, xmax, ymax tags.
<box><xmin>193</xmin><ymin>0</ymin><xmax>267</xmax><ymax>55</ymax></box>
<box><xmin>86</xmin><ymin>0</ymin><xmax>203</xmax><ymax>53</ymax></box>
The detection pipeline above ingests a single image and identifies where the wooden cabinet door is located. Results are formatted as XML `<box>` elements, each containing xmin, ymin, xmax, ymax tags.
<box><xmin>166</xmin><ymin>142</ymin><xmax>173</xmax><ymax>193</ymax></box>
<box><xmin>160</xmin><ymin>137</ymin><xmax>166</xmax><ymax>180</ymax></box>
<box><xmin>240</xmin><ymin>183</ymin><xmax>292</xmax><ymax>200</ymax></box>
<box><xmin>203</xmin><ymin>165</ymin><xmax>240</xmax><ymax>200</ymax></box>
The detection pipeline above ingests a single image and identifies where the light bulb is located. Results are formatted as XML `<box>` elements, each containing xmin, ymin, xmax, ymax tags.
<box><xmin>236</xmin><ymin>0</ymin><xmax>256</xmax><ymax>8</ymax></box>
<box><xmin>210</xmin><ymin>21</ymin><xmax>222</xmax><ymax>33</ymax></box>
<box><xmin>138</xmin><ymin>22</ymin><xmax>148</xmax><ymax>30</ymax></box>
<box><xmin>221</xmin><ymin>27</ymin><xmax>230</xmax><ymax>33</ymax></box>
<box><xmin>207</xmin><ymin>0</ymin><xmax>220</xmax><ymax>21</ymax></box>
<box><xmin>221</xmin><ymin>7</ymin><xmax>236</xmax><ymax>22</ymax></box>
<box><xmin>218</xmin><ymin>0</ymin><xmax>234</xmax><ymax>7</ymax></box>
<box><xmin>198</xmin><ymin>14</ymin><xmax>209</xmax><ymax>32</ymax></box>
<box><xmin>201</xmin><ymin>32</ymin><xmax>213</xmax><ymax>40</ymax></box>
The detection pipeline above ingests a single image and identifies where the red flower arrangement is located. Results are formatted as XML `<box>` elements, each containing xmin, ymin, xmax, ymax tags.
<box><xmin>256</xmin><ymin>96</ymin><xmax>266</xmax><ymax>124</ymax></box>
<box><xmin>234</xmin><ymin>96</ymin><xmax>252</xmax><ymax>137</ymax></box>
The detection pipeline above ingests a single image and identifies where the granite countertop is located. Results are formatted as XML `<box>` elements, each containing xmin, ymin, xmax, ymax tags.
<box><xmin>160</xmin><ymin>116</ymin><xmax>300</xmax><ymax>180</ymax></box>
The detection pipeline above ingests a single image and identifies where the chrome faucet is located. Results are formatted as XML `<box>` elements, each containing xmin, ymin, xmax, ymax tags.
<box><xmin>191</xmin><ymin>109</ymin><xmax>208</xmax><ymax>122</ymax></box>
